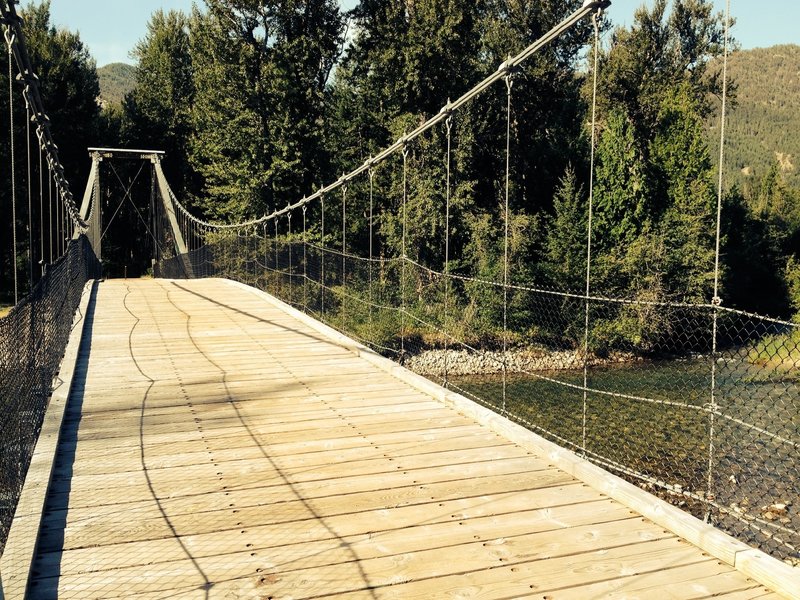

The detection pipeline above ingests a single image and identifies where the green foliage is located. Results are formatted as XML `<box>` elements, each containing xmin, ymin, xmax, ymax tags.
<box><xmin>123</xmin><ymin>10</ymin><xmax>194</xmax><ymax>200</ymax></box>
<box><xmin>331</xmin><ymin>0</ymin><xmax>594</xmax><ymax>336</ymax></box>
<box><xmin>651</xmin><ymin>83</ymin><xmax>717</xmax><ymax>302</ymax></box>
<box><xmin>593</xmin><ymin>110</ymin><xmax>651</xmax><ymax>255</ymax></box>
<box><xmin>97</xmin><ymin>101</ymin><xmax>122</xmax><ymax>147</ymax></box>
<box><xmin>598</xmin><ymin>0</ymin><xmax>725</xmax><ymax>141</ymax></box>
<box><xmin>786</xmin><ymin>256</ymin><xmax>800</xmax><ymax>318</ymax></box>
<box><xmin>546</xmin><ymin>167</ymin><xmax>586</xmax><ymax>293</ymax></box>
<box><xmin>748</xmin><ymin>327</ymin><xmax>800</xmax><ymax>381</ymax></box>
<box><xmin>540</xmin><ymin>1</ymin><xmax>728</xmax><ymax>349</ymax></box>
<box><xmin>188</xmin><ymin>0</ymin><xmax>345</xmax><ymax>221</ymax></box>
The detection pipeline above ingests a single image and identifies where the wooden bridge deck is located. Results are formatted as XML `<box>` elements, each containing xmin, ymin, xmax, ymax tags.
<box><xmin>25</xmin><ymin>278</ymin><xmax>777</xmax><ymax>599</ymax></box>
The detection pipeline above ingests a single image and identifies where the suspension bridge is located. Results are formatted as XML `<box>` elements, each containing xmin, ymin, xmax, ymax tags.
<box><xmin>0</xmin><ymin>0</ymin><xmax>799</xmax><ymax>598</ymax></box>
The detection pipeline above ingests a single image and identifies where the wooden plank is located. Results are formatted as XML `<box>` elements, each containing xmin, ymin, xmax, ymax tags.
<box><xmin>552</xmin><ymin>563</ymin><xmax>777</xmax><ymax>599</ymax></box>
<box><xmin>35</xmin><ymin>494</ymin><xmax>630</xmax><ymax>576</ymax></box>
<box><xmin>65</xmin><ymin>428</ymin><xmax>508</xmax><ymax>477</ymax></box>
<box><xmin>37</xmin><ymin>474</ymin><xmax>585</xmax><ymax>549</ymax></box>
<box><xmin>38</xmin><ymin>477</ymin><xmax>588</xmax><ymax>553</ymax></box>
<box><xmin>44</xmin><ymin>454</ymin><xmax>556</xmax><ymax>511</ymax></box>
<box><xmin>30</xmin><ymin>518</ymin><xmax>676</xmax><ymax>598</ymax></box>
<box><xmin>48</xmin><ymin>444</ymin><xmax>534</xmax><ymax>503</ymax></box>
<box><xmin>70</xmin><ymin>401</ymin><xmax>453</xmax><ymax>440</ymax></box>
<box><xmin>32</xmin><ymin>537</ymin><xmax>716</xmax><ymax>599</ymax></box>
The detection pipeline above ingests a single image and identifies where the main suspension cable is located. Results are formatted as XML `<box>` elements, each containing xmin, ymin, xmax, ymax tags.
<box><xmin>158</xmin><ymin>1</ymin><xmax>611</xmax><ymax>233</ymax></box>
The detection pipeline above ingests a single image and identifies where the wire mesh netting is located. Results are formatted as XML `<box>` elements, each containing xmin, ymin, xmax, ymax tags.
<box><xmin>0</xmin><ymin>235</ymin><xmax>100</xmax><ymax>555</ymax></box>
<box><xmin>157</xmin><ymin>223</ymin><xmax>800</xmax><ymax>562</ymax></box>
<box><xmin>149</xmin><ymin>0</ymin><xmax>799</xmax><ymax>566</ymax></box>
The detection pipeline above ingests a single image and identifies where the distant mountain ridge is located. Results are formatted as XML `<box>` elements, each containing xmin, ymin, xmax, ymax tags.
<box><xmin>710</xmin><ymin>44</ymin><xmax>800</xmax><ymax>191</ymax></box>
<box><xmin>97</xmin><ymin>62</ymin><xmax>135</xmax><ymax>106</ymax></box>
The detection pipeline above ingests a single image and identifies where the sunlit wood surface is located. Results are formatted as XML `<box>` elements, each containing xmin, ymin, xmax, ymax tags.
<box><xmin>27</xmin><ymin>278</ymin><xmax>777</xmax><ymax>599</ymax></box>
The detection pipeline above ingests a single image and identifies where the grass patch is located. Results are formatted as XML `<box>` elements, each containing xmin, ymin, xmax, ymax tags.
<box><xmin>748</xmin><ymin>328</ymin><xmax>800</xmax><ymax>380</ymax></box>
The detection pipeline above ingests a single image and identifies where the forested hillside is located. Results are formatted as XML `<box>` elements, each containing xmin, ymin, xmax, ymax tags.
<box><xmin>709</xmin><ymin>44</ymin><xmax>800</xmax><ymax>193</ymax></box>
<box><xmin>705</xmin><ymin>44</ymin><xmax>800</xmax><ymax>316</ymax></box>
<box><xmin>97</xmin><ymin>62</ymin><xmax>135</xmax><ymax>106</ymax></box>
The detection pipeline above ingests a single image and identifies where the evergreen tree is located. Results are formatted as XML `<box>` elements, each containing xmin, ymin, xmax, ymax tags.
<box><xmin>188</xmin><ymin>0</ymin><xmax>345</xmax><ymax>221</ymax></box>
<box><xmin>546</xmin><ymin>166</ymin><xmax>586</xmax><ymax>293</ymax></box>
<box><xmin>651</xmin><ymin>83</ymin><xmax>717</xmax><ymax>302</ymax></box>
<box><xmin>592</xmin><ymin>109</ymin><xmax>651</xmax><ymax>259</ymax></box>
<box><xmin>123</xmin><ymin>9</ymin><xmax>195</xmax><ymax>201</ymax></box>
<box><xmin>597</xmin><ymin>0</ymin><xmax>726</xmax><ymax>145</ymax></box>
<box><xmin>721</xmin><ymin>162</ymin><xmax>800</xmax><ymax>316</ymax></box>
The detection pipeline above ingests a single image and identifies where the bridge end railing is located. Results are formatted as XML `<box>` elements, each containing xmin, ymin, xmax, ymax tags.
<box><xmin>0</xmin><ymin>238</ymin><xmax>100</xmax><ymax>589</ymax></box>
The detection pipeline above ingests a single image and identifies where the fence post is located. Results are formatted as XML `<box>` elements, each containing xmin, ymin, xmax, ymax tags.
<box><xmin>302</xmin><ymin>205</ymin><xmax>307</xmax><ymax>312</ymax></box>
<box><xmin>287</xmin><ymin>210</ymin><xmax>293</xmax><ymax>303</ymax></box>
<box><xmin>443</xmin><ymin>116</ymin><xmax>452</xmax><ymax>388</ymax></box>
<box><xmin>341</xmin><ymin>182</ymin><xmax>347</xmax><ymax>327</ymax></box>
<box><xmin>502</xmin><ymin>72</ymin><xmax>513</xmax><ymax>415</ymax></box>
<box><xmin>401</xmin><ymin>144</ymin><xmax>409</xmax><ymax>361</ymax></box>
<box><xmin>368</xmin><ymin>166</ymin><xmax>374</xmax><ymax>324</ymax></box>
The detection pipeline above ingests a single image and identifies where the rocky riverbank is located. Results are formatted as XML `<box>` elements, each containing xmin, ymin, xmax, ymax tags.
<box><xmin>404</xmin><ymin>347</ymin><xmax>639</xmax><ymax>376</ymax></box>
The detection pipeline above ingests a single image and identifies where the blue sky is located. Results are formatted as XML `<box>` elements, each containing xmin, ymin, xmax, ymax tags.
<box><xmin>46</xmin><ymin>0</ymin><xmax>798</xmax><ymax>67</ymax></box>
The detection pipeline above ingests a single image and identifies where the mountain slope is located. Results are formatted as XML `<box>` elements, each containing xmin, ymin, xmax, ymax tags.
<box><xmin>709</xmin><ymin>44</ymin><xmax>800</xmax><ymax>191</ymax></box>
<box><xmin>97</xmin><ymin>62</ymin><xmax>135</xmax><ymax>106</ymax></box>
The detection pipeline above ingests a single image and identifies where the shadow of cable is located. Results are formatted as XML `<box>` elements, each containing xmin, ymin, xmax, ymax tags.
<box><xmin>164</xmin><ymin>280</ymin><xmax>380</xmax><ymax>598</ymax></box>
<box><xmin>27</xmin><ymin>280</ymin><xmax>99</xmax><ymax>598</ymax></box>
<box><xmin>170</xmin><ymin>280</ymin><xmax>347</xmax><ymax>349</ymax></box>
<box><xmin>123</xmin><ymin>282</ymin><xmax>214</xmax><ymax>598</ymax></box>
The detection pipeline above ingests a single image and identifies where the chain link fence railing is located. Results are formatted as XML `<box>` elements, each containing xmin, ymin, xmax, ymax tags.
<box><xmin>151</xmin><ymin>0</ymin><xmax>798</xmax><ymax>567</ymax></box>
<box><xmin>0</xmin><ymin>235</ymin><xmax>100</xmax><ymax>556</ymax></box>
<box><xmin>158</xmin><ymin>224</ymin><xmax>800</xmax><ymax>563</ymax></box>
